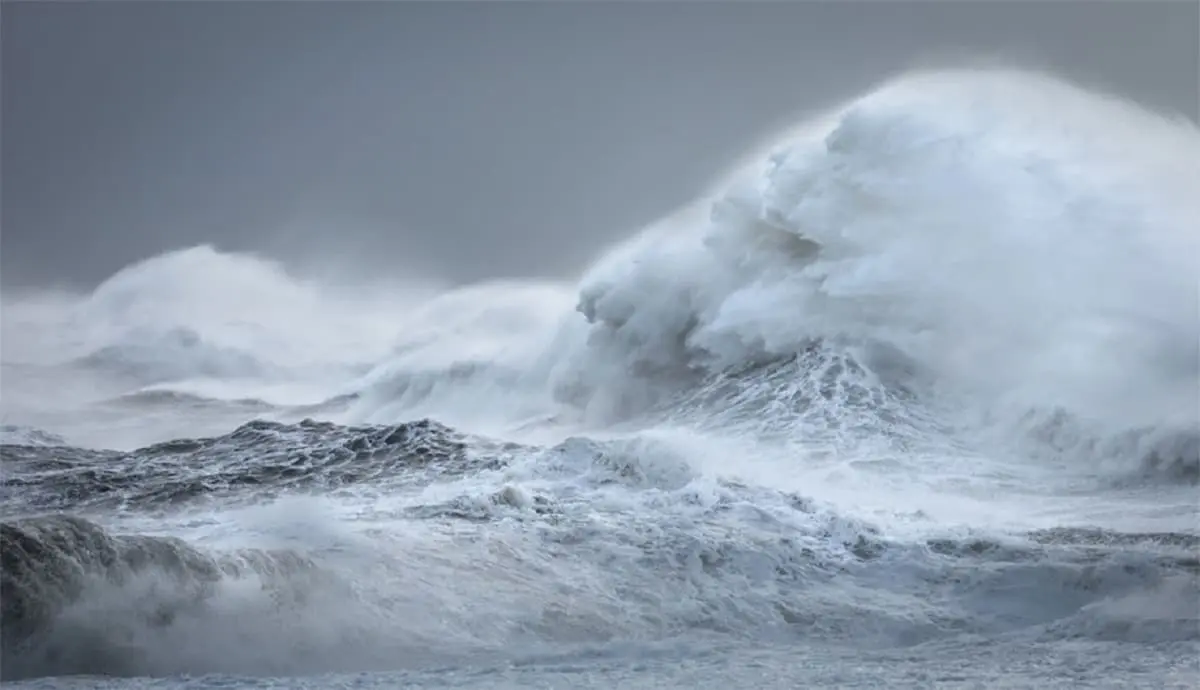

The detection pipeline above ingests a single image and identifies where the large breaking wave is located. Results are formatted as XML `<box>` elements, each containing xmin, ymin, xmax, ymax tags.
<box><xmin>553</xmin><ymin>70</ymin><xmax>1198</xmax><ymax>474</ymax></box>
<box><xmin>2</xmin><ymin>68</ymin><xmax>1197</xmax><ymax>682</ymax></box>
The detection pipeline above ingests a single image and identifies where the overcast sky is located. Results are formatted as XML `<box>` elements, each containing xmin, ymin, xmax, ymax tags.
<box><xmin>3</xmin><ymin>1</ymin><xmax>1197</xmax><ymax>290</ymax></box>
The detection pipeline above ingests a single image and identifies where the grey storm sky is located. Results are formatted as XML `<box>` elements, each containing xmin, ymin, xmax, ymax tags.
<box><xmin>2</xmin><ymin>1</ymin><xmax>1197</xmax><ymax>290</ymax></box>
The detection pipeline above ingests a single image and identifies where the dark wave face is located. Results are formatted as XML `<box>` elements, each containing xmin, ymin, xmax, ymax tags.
<box><xmin>0</xmin><ymin>419</ymin><xmax>492</xmax><ymax>679</ymax></box>
<box><xmin>1</xmin><ymin>419</ymin><xmax>485</xmax><ymax>514</ymax></box>
<box><xmin>0</xmin><ymin>513</ymin><xmax>338</xmax><ymax>680</ymax></box>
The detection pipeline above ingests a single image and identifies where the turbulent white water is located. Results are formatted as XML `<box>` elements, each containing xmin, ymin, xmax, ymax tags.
<box><xmin>2</xmin><ymin>69</ymin><xmax>1198</xmax><ymax>687</ymax></box>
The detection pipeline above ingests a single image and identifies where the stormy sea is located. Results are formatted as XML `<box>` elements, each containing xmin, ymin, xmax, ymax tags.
<box><xmin>2</xmin><ymin>70</ymin><xmax>1198</xmax><ymax>688</ymax></box>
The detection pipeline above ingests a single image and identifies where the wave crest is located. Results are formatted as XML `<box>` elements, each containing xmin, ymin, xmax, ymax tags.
<box><xmin>556</xmin><ymin>69</ymin><xmax>1199</xmax><ymax>473</ymax></box>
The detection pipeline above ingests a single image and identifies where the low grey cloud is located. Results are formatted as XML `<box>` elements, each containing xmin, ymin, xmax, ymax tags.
<box><xmin>3</xmin><ymin>1</ymin><xmax>1196</xmax><ymax>290</ymax></box>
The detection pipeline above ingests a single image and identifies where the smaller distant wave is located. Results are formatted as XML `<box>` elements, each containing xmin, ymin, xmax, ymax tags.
<box><xmin>73</xmin><ymin>327</ymin><xmax>275</xmax><ymax>385</ymax></box>
<box><xmin>100</xmin><ymin>388</ymin><xmax>366</xmax><ymax>422</ymax></box>
<box><xmin>103</xmin><ymin>389</ymin><xmax>278</xmax><ymax>412</ymax></box>
<box><xmin>0</xmin><ymin>425</ymin><xmax>68</xmax><ymax>447</ymax></box>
